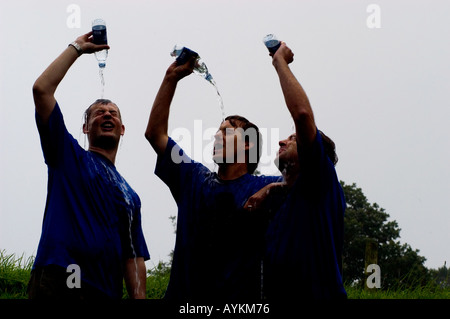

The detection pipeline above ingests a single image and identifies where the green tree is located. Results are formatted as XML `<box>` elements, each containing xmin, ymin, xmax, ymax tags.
<box><xmin>341</xmin><ymin>181</ymin><xmax>430</xmax><ymax>289</ymax></box>
<box><xmin>429</xmin><ymin>262</ymin><xmax>449</xmax><ymax>288</ymax></box>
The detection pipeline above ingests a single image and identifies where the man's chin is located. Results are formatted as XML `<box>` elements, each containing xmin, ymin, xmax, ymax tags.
<box><xmin>212</xmin><ymin>155</ymin><xmax>225</xmax><ymax>165</ymax></box>
<box><xmin>91</xmin><ymin>135</ymin><xmax>120</xmax><ymax>150</ymax></box>
<box><xmin>274</xmin><ymin>155</ymin><xmax>285</xmax><ymax>172</ymax></box>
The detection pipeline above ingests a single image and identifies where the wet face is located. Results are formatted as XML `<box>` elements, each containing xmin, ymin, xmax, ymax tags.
<box><xmin>275</xmin><ymin>133</ymin><xmax>299</xmax><ymax>170</ymax></box>
<box><xmin>83</xmin><ymin>103</ymin><xmax>125</xmax><ymax>150</ymax></box>
<box><xmin>213</xmin><ymin>120</ymin><xmax>247</xmax><ymax>165</ymax></box>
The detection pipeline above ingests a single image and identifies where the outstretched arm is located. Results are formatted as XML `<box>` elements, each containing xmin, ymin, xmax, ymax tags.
<box><xmin>145</xmin><ymin>57</ymin><xmax>196</xmax><ymax>155</ymax></box>
<box><xmin>32</xmin><ymin>31</ymin><xmax>109</xmax><ymax>124</ymax></box>
<box><xmin>271</xmin><ymin>42</ymin><xmax>316</xmax><ymax>147</ymax></box>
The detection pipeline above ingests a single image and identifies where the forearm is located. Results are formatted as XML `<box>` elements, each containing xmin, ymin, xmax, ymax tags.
<box><xmin>33</xmin><ymin>46</ymin><xmax>79</xmax><ymax>122</ymax></box>
<box><xmin>33</xmin><ymin>32</ymin><xmax>109</xmax><ymax>124</ymax></box>
<box><xmin>273</xmin><ymin>59</ymin><xmax>312</xmax><ymax>118</ymax></box>
<box><xmin>34</xmin><ymin>46</ymin><xmax>79</xmax><ymax>96</ymax></box>
<box><xmin>124</xmin><ymin>257</ymin><xmax>147</xmax><ymax>299</ymax></box>
<box><xmin>145</xmin><ymin>57</ymin><xmax>195</xmax><ymax>154</ymax></box>
<box><xmin>273</xmin><ymin>56</ymin><xmax>316</xmax><ymax>145</ymax></box>
<box><xmin>145</xmin><ymin>72</ymin><xmax>179</xmax><ymax>154</ymax></box>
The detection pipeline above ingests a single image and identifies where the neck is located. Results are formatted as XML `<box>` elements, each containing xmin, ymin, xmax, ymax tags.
<box><xmin>217</xmin><ymin>163</ymin><xmax>249</xmax><ymax>181</ymax></box>
<box><xmin>280</xmin><ymin>162</ymin><xmax>300</xmax><ymax>188</ymax></box>
<box><xmin>283</xmin><ymin>170</ymin><xmax>299</xmax><ymax>187</ymax></box>
<box><xmin>88</xmin><ymin>146</ymin><xmax>118</xmax><ymax>165</ymax></box>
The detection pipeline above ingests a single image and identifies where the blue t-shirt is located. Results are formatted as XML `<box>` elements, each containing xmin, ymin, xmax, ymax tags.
<box><xmin>265</xmin><ymin>129</ymin><xmax>347</xmax><ymax>300</ymax></box>
<box><xmin>33</xmin><ymin>102</ymin><xmax>150</xmax><ymax>299</ymax></box>
<box><xmin>155</xmin><ymin>137</ymin><xmax>281</xmax><ymax>300</ymax></box>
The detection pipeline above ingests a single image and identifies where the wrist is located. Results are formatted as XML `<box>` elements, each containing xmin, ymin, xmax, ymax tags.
<box><xmin>164</xmin><ymin>71</ymin><xmax>182</xmax><ymax>84</ymax></box>
<box><xmin>272</xmin><ymin>56</ymin><xmax>285</xmax><ymax>69</ymax></box>
<box><xmin>68</xmin><ymin>41</ymin><xmax>83</xmax><ymax>56</ymax></box>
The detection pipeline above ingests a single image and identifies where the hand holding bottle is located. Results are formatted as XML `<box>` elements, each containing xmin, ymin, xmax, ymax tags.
<box><xmin>272</xmin><ymin>42</ymin><xmax>294</xmax><ymax>66</ymax></box>
<box><xmin>165</xmin><ymin>54</ymin><xmax>198</xmax><ymax>82</ymax></box>
<box><xmin>71</xmin><ymin>31</ymin><xmax>110</xmax><ymax>55</ymax></box>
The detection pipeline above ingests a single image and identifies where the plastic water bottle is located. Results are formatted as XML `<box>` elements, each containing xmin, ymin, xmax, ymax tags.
<box><xmin>170</xmin><ymin>45</ymin><xmax>213</xmax><ymax>82</ymax></box>
<box><xmin>170</xmin><ymin>45</ymin><xmax>225</xmax><ymax>120</ymax></box>
<box><xmin>92</xmin><ymin>19</ymin><xmax>108</xmax><ymax>68</ymax></box>
<box><xmin>263</xmin><ymin>34</ymin><xmax>281</xmax><ymax>54</ymax></box>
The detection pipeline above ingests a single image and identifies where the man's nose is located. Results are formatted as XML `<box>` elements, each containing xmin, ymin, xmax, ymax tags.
<box><xmin>103</xmin><ymin>111</ymin><xmax>113</xmax><ymax>118</ymax></box>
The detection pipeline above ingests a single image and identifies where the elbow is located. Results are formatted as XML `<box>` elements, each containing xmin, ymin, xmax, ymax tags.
<box><xmin>32</xmin><ymin>79</ymin><xmax>53</xmax><ymax>99</ymax></box>
<box><xmin>293</xmin><ymin>109</ymin><xmax>314</xmax><ymax>126</ymax></box>
<box><xmin>144</xmin><ymin>127</ymin><xmax>168</xmax><ymax>155</ymax></box>
<box><xmin>32</xmin><ymin>80</ymin><xmax>45</xmax><ymax>97</ymax></box>
<box><xmin>144</xmin><ymin>129</ymin><xmax>153</xmax><ymax>143</ymax></box>
<box><xmin>144</xmin><ymin>128</ymin><xmax>159</xmax><ymax>148</ymax></box>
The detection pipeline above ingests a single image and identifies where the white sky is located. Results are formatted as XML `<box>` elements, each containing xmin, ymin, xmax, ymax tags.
<box><xmin>1</xmin><ymin>0</ymin><xmax>449</xmax><ymax>272</ymax></box>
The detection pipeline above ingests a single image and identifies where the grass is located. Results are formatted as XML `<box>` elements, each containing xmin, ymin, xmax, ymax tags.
<box><xmin>1</xmin><ymin>249</ymin><xmax>449</xmax><ymax>299</ymax></box>
<box><xmin>345</xmin><ymin>284</ymin><xmax>450</xmax><ymax>299</ymax></box>
<box><xmin>0</xmin><ymin>250</ymin><xmax>34</xmax><ymax>299</ymax></box>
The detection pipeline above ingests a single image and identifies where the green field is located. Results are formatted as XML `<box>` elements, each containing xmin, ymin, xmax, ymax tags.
<box><xmin>1</xmin><ymin>250</ymin><xmax>448</xmax><ymax>299</ymax></box>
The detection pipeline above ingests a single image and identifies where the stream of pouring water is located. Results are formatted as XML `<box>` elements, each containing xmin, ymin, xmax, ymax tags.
<box><xmin>99</xmin><ymin>68</ymin><xmax>105</xmax><ymax>99</ymax></box>
<box><xmin>208</xmin><ymin>78</ymin><xmax>225</xmax><ymax>121</ymax></box>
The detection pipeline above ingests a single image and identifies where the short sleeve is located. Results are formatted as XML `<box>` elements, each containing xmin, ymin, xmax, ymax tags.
<box><xmin>155</xmin><ymin>137</ymin><xmax>209</xmax><ymax>203</ymax></box>
<box><xmin>35</xmin><ymin>101</ymin><xmax>75</xmax><ymax>167</ymax></box>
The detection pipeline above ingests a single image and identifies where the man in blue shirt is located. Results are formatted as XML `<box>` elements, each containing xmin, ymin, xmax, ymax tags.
<box><xmin>246</xmin><ymin>42</ymin><xmax>347</xmax><ymax>300</ymax></box>
<box><xmin>145</xmin><ymin>54</ymin><xmax>281</xmax><ymax>300</ymax></box>
<box><xmin>28</xmin><ymin>31</ymin><xmax>150</xmax><ymax>299</ymax></box>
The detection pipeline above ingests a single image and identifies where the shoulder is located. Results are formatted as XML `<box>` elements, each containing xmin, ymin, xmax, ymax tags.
<box><xmin>35</xmin><ymin>101</ymin><xmax>63</xmax><ymax>127</ymax></box>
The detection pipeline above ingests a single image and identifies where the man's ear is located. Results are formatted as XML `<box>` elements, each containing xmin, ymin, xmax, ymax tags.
<box><xmin>120</xmin><ymin>124</ymin><xmax>125</xmax><ymax>136</ymax></box>
<box><xmin>83</xmin><ymin>123</ymin><xmax>88</xmax><ymax>134</ymax></box>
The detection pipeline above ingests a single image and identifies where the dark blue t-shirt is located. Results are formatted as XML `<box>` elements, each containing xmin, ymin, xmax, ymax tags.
<box><xmin>155</xmin><ymin>137</ymin><xmax>281</xmax><ymax>300</ymax></box>
<box><xmin>265</xmin><ymin>129</ymin><xmax>347</xmax><ymax>300</ymax></box>
<box><xmin>33</xmin><ymin>102</ymin><xmax>150</xmax><ymax>299</ymax></box>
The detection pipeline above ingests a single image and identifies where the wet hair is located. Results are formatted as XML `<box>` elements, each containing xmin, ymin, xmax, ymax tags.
<box><xmin>319</xmin><ymin>130</ymin><xmax>338</xmax><ymax>166</ymax></box>
<box><xmin>224</xmin><ymin>115</ymin><xmax>262</xmax><ymax>174</ymax></box>
<box><xmin>83</xmin><ymin>99</ymin><xmax>121</xmax><ymax>125</ymax></box>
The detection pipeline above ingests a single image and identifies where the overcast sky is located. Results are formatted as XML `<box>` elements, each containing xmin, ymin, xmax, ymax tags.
<box><xmin>1</xmin><ymin>0</ymin><xmax>449</xmax><ymax>273</ymax></box>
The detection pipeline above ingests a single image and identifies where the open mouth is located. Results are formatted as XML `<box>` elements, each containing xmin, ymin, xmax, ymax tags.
<box><xmin>100</xmin><ymin>121</ymin><xmax>115</xmax><ymax>130</ymax></box>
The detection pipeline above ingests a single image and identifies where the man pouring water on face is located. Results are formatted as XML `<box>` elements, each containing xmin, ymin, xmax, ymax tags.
<box><xmin>244</xmin><ymin>38</ymin><xmax>347</xmax><ymax>301</ymax></box>
<box><xmin>28</xmin><ymin>29</ymin><xmax>150</xmax><ymax>299</ymax></box>
<box><xmin>145</xmin><ymin>49</ymin><xmax>281</xmax><ymax>300</ymax></box>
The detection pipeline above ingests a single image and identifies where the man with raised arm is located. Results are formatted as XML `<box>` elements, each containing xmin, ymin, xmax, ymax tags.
<box><xmin>246</xmin><ymin>42</ymin><xmax>347</xmax><ymax>300</ymax></box>
<box><xmin>28</xmin><ymin>31</ymin><xmax>150</xmax><ymax>299</ymax></box>
<box><xmin>145</xmin><ymin>55</ymin><xmax>281</xmax><ymax>300</ymax></box>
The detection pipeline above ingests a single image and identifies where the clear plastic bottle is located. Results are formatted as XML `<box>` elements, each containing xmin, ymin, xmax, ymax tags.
<box><xmin>263</xmin><ymin>34</ymin><xmax>281</xmax><ymax>54</ymax></box>
<box><xmin>92</xmin><ymin>19</ymin><xmax>108</xmax><ymax>68</ymax></box>
<box><xmin>170</xmin><ymin>45</ymin><xmax>213</xmax><ymax>82</ymax></box>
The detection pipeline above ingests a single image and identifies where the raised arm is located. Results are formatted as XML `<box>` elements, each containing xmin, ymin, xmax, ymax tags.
<box><xmin>32</xmin><ymin>31</ymin><xmax>109</xmax><ymax>124</ymax></box>
<box><xmin>144</xmin><ymin>57</ymin><xmax>197</xmax><ymax>155</ymax></box>
<box><xmin>271</xmin><ymin>42</ymin><xmax>316</xmax><ymax>147</ymax></box>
